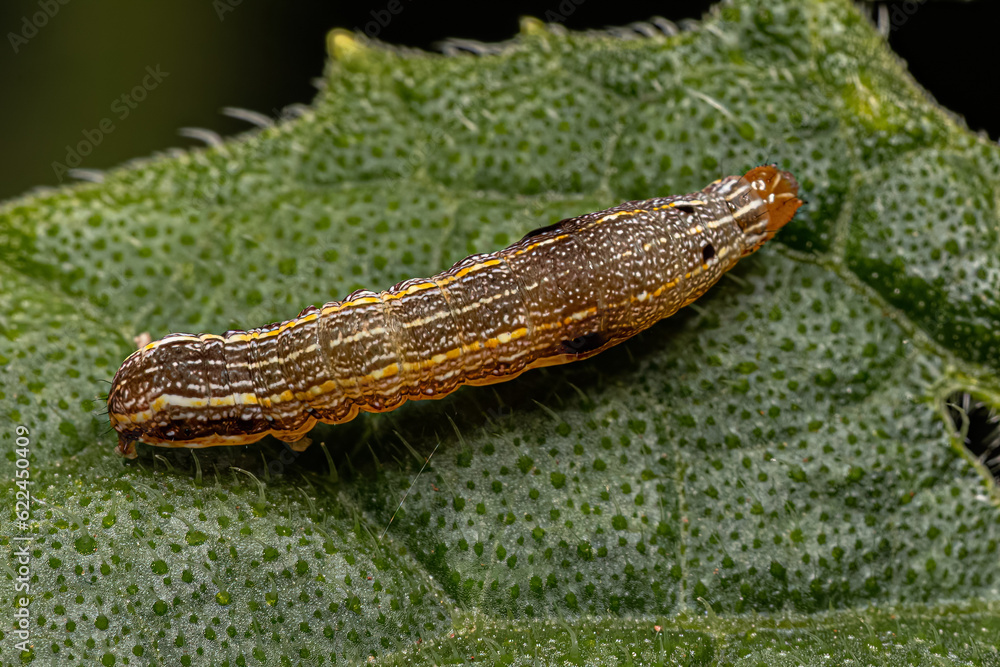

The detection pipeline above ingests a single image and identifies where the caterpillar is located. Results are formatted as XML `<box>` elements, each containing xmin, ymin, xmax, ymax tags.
<box><xmin>108</xmin><ymin>165</ymin><xmax>802</xmax><ymax>459</ymax></box>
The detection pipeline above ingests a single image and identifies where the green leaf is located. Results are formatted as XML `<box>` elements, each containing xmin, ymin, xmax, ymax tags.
<box><xmin>2</xmin><ymin>1</ymin><xmax>999</xmax><ymax>663</ymax></box>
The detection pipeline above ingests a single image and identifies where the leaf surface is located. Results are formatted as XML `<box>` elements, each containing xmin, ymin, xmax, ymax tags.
<box><xmin>2</xmin><ymin>1</ymin><xmax>999</xmax><ymax>664</ymax></box>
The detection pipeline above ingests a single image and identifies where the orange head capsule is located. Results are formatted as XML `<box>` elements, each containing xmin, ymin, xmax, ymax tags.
<box><xmin>737</xmin><ymin>164</ymin><xmax>803</xmax><ymax>255</ymax></box>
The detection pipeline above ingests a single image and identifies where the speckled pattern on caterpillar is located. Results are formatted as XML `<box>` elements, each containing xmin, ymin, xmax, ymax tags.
<box><xmin>108</xmin><ymin>165</ymin><xmax>803</xmax><ymax>458</ymax></box>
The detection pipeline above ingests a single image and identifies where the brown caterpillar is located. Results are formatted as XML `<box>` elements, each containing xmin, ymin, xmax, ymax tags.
<box><xmin>108</xmin><ymin>165</ymin><xmax>802</xmax><ymax>458</ymax></box>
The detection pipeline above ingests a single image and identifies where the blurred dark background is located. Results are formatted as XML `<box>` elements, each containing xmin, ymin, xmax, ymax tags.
<box><xmin>0</xmin><ymin>0</ymin><xmax>996</xmax><ymax>202</ymax></box>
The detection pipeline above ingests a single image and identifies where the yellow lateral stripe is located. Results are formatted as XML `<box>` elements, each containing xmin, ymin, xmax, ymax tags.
<box><xmin>142</xmin><ymin>204</ymin><xmax>689</xmax><ymax>352</ymax></box>
<box><xmin>379</xmin><ymin>281</ymin><xmax>439</xmax><ymax>301</ymax></box>
<box><xmin>314</xmin><ymin>261</ymin><xmax>507</xmax><ymax>318</ymax></box>
<box><xmin>251</xmin><ymin>311</ymin><xmax>321</xmax><ymax>339</ymax></box>
<box><xmin>117</xmin><ymin>392</ymin><xmax>262</xmax><ymax>424</ymax></box>
<box><xmin>127</xmin><ymin>275</ymin><xmax>689</xmax><ymax>421</ymax></box>
<box><xmin>127</xmin><ymin>218</ymin><xmax>723</xmax><ymax>422</ymax></box>
<box><xmin>287</xmin><ymin>327</ymin><xmax>529</xmax><ymax>405</ymax></box>
<box><xmin>127</xmin><ymin>200</ymin><xmax>727</xmax><ymax>420</ymax></box>
<box><xmin>563</xmin><ymin>307</ymin><xmax>598</xmax><ymax>325</ymax></box>
<box><xmin>651</xmin><ymin>200</ymin><xmax>704</xmax><ymax>212</ymax></box>
<box><xmin>246</xmin><ymin>207</ymin><xmax>664</xmax><ymax>335</ymax></box>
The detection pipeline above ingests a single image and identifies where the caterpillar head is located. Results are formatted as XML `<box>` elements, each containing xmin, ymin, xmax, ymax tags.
<box><xmin>107</xmin><ymin>336</ymin><xmax>219</xmax><ymax>458</ymax></box>
<box><xmin>734</xmin><ymin>164</ymin><xmax>803</xmax><ymax>255</ymax></box>
<box><xmin>107</xmin><ymin>350</ymin><xmax>147</xmax><ymax>459</ymax></box>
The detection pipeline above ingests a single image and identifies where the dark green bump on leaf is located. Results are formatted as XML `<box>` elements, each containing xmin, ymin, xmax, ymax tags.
<box><xmin>73</xmin><ymin>535</ymin><xmax>96</xmax><ymax>555</ymax></box>
<box><xmin>813</xmin><ymin>368</ymin><xmax>837</xmax><ymax>387</ymax></box>
<box><xmin>1</xmin><ymin>1</ymin><xmax>999</xmax><ymax>663</ymax></box>
<box><xmin>185</xmin><ymin>530</ymin><xmax>207</xmax><ymax>546</ymax></box>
